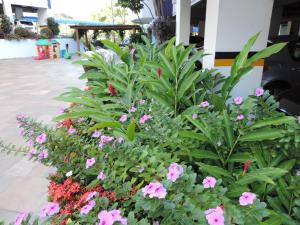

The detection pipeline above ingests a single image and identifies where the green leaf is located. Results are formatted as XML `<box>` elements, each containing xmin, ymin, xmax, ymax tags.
<box><xmin>88</xmin><ymin>121</ymin><xmax>122</xmax><ymax>132</ymax></box>
<box><xmin>165</xmin><ymin>36</ymin><xmax>176</xmax><ymax>58</ymax></box>
<box><xmin>177</xmin><ymin>71</ymin><xmax>201</xmax><ymax>100</ymax></box>
<box><xmin>245</xmin><ymin>42</ymin><xmax>287</xmax><ymax>67</ymax></box>
<box><xmin>227</xmin><ymin>153</ymin><xmax>253</xmax><ymax>163</ymax></box>
<box><xmin>196</xmin><ymin>163</ymin><xmax>233</xmax><ymax>179</ymax></box>
<box><xmin>181</xmin><ymin>149</ymin><xmax>219</xmax><ymax>160</ymax></box>
<box><xmin>239</xmin><ymin>128</ymin><xmax>284</xmax><ymax>142</ymax></box>
<box><xmin>147</xmin><ymin>90</ymin><xmax>173</xmax><ymax>110</ymax></box>
<box><xmin>222</xmin><ymin>110</ymin><xmax>234</xmax><ymax>149</ymax></box>
<box><xmin>231</xmin><ymin>32</ymin><xmax>260</xmax><ymax>76</ymax></box>
<box><xmin>247</xmin><ymin>116</ymin><xmax>295</xmax><ymax>130</ymax></box>
<box><xmin>126</xmin><ymin>119</ymin><xmax>136</xmax><ymax>141</ymax></box>
<box><xmin>211</xmin><ymin>94</ymin><xmax>225</xmax><ymax>111</ymax></box>
<box><xmin>227</xmin><ymin>185</ymin><xmax>249</xmax><ymax>197</ymax></box>
<box><xmin>178</xmin><ymin>130</ymin><xmax>209</xmax><ymax>142</ymax></box>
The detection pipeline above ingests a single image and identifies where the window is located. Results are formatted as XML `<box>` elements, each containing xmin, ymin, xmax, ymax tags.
<box><xmin>279</xmin><ymin>21</ymin><xmax>292</xmax><ymax>35</ymax></box>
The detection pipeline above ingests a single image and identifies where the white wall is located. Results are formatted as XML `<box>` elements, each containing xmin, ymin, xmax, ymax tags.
<box><xmin>9</xmin><ymin>0</ymin><xmax>48</xmax><ymax>8</ymax></box>
<box><xmin>215</xmin><ymin>0</ymin><xmax>273</xmax><ymax>52</ymax></box>
<box><xmin>0</xmin><ymin>38</ymin><xmax>84</xmax><ymax>59</ymax></box>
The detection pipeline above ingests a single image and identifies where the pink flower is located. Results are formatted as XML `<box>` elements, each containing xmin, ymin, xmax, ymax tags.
<box><xmin>68</xmin><ymin>127</ymin><xmax>76</xmax><ymax>134</ymax></box>
<box><xmin>97</xmin><ymin>170</ymin><xmax>106</xmax><ymax>180</ymax></box>
<box><xmin>153</xmin><ymin>222</ymin><xmax>160</xmax><ymax>225</ymax></box>
<box><xmin>86</xmin><ymin>191</ymin><xmax>97</xmax><ymax>201</ymax></box>
<box><xmin>233</xmin><ymin>96</ymin><xmax>243</xmax><ymax>105</ymax></box>
<box><xmin>140</xmin><ymin>99</ymin><xmax>146</xmax><ymax>105</ymax></box>
<box><xmin>116</xmin><ymin>137</ymin><xmax>124</xmax><ymax>144</ymax></box>
<box><xmin>100</xmin><ymin>135</ymin><xmax>114</xmax><ymax>143</ymax></box>
<box><xmin>239</xmin><ymin>192</ymin><xmax>256</xmax><ymax>206</ymax></box>
<box><xmin>167</xmin><ymin>163</ymin><xmax>184</xmax><ymax>182</ymax></box>
<box><xmin>236</xmin><ymin>114</ymin><xmax>245</xmax><ymax>121</ymax></box>
<box><xmin>36</xmin><ymin>133</ymin><xmax>47</xmax><ymax>144</ymax></box>
<box><xmin>192</xmin><ymin>113</ymin><xmax>198</xmax><ymax>119</ymax></box>
<box><xmin>203</xmin><ymin>176</ymin><xmax>217</xmax><ymax>188</ymax></box>
<box><xmin>98</xmin><ymin>210</ymin><xmax>114</xmax><ymax>225</ymax></box>
<box><xmin>27</xmin><ymin>148</ymin><xmax>38</xmax><ymax>158</ymax></box>
<box><xmin>142</xmin><ymin>182</ymin><xmax>167</xmax><ymax>199</ymax></box>
<box><xmin>119</xmin><ymin>114</ymin><xmax>128</xmax><ymax>122</ymax></box>
<box><xmin>200</xmin><ymin>101</ymin><xmax>209</xmax><ymax>108</ymax></box>
<box><xmin>38</xmin><ymin>149</ymin><xmax>48</xmax><ymax>161</ymax></box>
<box><xmin>41</xmin><ymin>202</ymin><xmax>60</xmax><ymax>217</ymax></box>
<box><xmin>139</xmin><ymin>115</ymin><xmax>152</xmax><ymax>124</ymax></box>
<box><xmin>129</xmin><ymin>106</ymin><xmax>137</xmax><ymax>113</ymax></box>
<box><xmin>16</xmin><ymin>114</ymin><xmax>25</xmax><ymax>120</ymax></box>
<box><xmin>14</xmin><ymin>210</ymin><xmax>28</xmax><ymax>225</ymax></box>
<box><xmin>80</xmin><ymin>200</ymin><xmax>96</xmax><ymax>215</ymax></box>
<box><xmin>19</xmin><ymin>129</ymin><xmax>25</xmax><ymax>137</ymax></box>
<box><xmin>86</xmin><ymin>158</ymin><xmax>96</xmax><ymax>169</ymax></box>
<box><xmin>255</xmin><ymin>88</ymin><xmax>264</xmax><ymax>97</ymax></box>
<box><xmin>98</xmin><ymin>210</ymin><xmax>127</xmax><ymax>225</ymax></box>
<box><xmin>205</xmin><ymin>207</ymin><xmax>224</xmax><ymax>225</ymax></box>
<box><xmin>92</xmin><ymin>130</ymin><xmax>102</xmax><ymax>138</ymax></box>
<box><xmin>27</xmin><ymin>139</ymin><xmax>34</xmax><ymax>147</ymax></box>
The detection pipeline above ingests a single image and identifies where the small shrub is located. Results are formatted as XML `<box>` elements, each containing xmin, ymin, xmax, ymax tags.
<box><xmin>4</xmin><ymin>33</ymin><xmax>21</xmax><ymax>40</ymax></box>
<box><xmin>14</xmin><ymin>27</ymin><xmax>36</xmax><ymax>39</ymax></box>
<box><xmin>0</xmin><ymin>29</ymin><xmax>4</xmax><ymax>39</ymax></box>
<box><xmin>0</xmin><ymin>14</ymin><xmax>12</xmax><ymax>34</ymax></box>
<box><xmin>39</xmin><ymin>27</ymin><xmax>53</xmax><ymax>39</ymax></box>
<box><xmin>47</xmin><ymin>17</ymin><xmax>59</xmax><ymax>36</ymax></box>
<box><xmin>129</xmin><ymin>32</ymin><xmax>145</xmax><ymax>44</ymax></box>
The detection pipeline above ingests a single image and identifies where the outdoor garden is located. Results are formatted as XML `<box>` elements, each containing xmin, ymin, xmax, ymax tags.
<box><xmin>0</xmin><ymin>31</ymin><xmax>299</xmax><ymax>225</ymax></box>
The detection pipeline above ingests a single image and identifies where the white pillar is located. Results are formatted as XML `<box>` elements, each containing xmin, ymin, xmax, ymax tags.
<box><xmin>202</xmin><ymin>0</ymin><xmax>220</xmax><ymax>69</ymax></box>
<box><xmin>203</xmin><ymin>0</ymin><xmax>274</xmax><ymax>98</ymax></box>
<box><xmin>3</xmin><ymin>0</ymin><xmax>13</xmax><ymax>22</ymax></box>
<box><xmin>176</xmin><ymin>0</ymin><xmax>191</xmax><ymax>45</ymax></box>
<box><xmin>15</xmin><ymin>7</ymin><xmax>23</xmax><ymax>20</ymax></box>
<box><xmin>37</xmin><ymin>8</ymin><xmax>48</xmax><ymax>25</ymax></box>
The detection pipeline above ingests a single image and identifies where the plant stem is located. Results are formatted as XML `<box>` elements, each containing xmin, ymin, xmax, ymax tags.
<box><xmin>225</xmin><ymin>134</ymin><xmax>241</xmax><ymax>164</ymax></box>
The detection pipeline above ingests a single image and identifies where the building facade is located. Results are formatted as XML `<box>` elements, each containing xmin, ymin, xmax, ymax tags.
<box><xmin>1</xmin><ymin>0</ymin><xmax>51</xmax><ymax>25</ymax></box>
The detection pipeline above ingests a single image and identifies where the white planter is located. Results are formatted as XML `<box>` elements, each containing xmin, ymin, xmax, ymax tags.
<box><xmin>0</xmin><ymin>38</ymin><xmax>84</xmax><ymax>59</ymax></box>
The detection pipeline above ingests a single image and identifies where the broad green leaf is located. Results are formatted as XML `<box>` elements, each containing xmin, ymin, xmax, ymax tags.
<box><xmin>247</xmin><ymin>116</ymin><xmax>295</xmax><ymax>130</ymax></box>
<box><xmin>231</xmin><ymin>32</ymin><xmax>260</xmax><ymax>76</ymax></box>
<box><xmin>88</xmin><ymin>121</ymin><xmax>122</xmax><ymax>132</ymax></box>
<box><xmin>211</xmin><ymin>94</ymin><xmax>225</xmax><ymax>111</ymax></box>
<box><xmin>240</xmin><ymin>128</ymin><xmax>284</xmax><ymax>142</ymax></box>
<box><xmin>165</xmin><ymin>36</ymin><xmax>176</xmax><ymax>58</ymax></box>
<box><xmin>181</xmin><ymin>149</ymin><xmax>219</xmax><ymax>160</ymax></box>
<box><xmin>227</xmin><ymin>153</ymin><xmax>253</xmax><ymax>163</ymax></box>
<box><xmin>178</xmin><ymin>130</ymin><xmax>209</xmax><ymax>142</ymax></box>
<box><xmin>245</xmin><ymin>42</ymin><xmax>287</xmax><ymax>67</ymax></box>
<box><xmin>177</xmin><ymin>71</ymin><xmax>201</xmax><ymax>100</ymax></box>
<box><xmin>126</xmin><ymin>119</ymin><xmax>136</xmax><ymax>141</ymax></box>
<box><xmin>196</xmin><ymin>163</ymin><xmax>233</xmax><ymax>178</ymax></box>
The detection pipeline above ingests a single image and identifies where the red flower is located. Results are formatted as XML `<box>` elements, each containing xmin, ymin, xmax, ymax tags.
<box><xmin>157</xmin><ymin>67</ymin><xmax>162</xmax><ymax>79</ymax></box>
<box><xmin>62</xmin><ymin>119</ymin><xmax>72</xmax><ymax>128</ymax></box>
<box><xmin>108</xmin><ymin>84</ymin><xmax>117</xmax><ymax>96</ymax></box>
<box><xmin>243</xmin><ymin>160</ymin><xmax>250</xmax><ymax>175</ymax></box>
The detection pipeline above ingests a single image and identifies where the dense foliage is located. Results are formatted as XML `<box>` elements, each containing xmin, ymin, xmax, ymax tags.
<box><xmin>47</xmin><ymin>17</ymin><xmax>60</xmax><ymax>36</ymax></box>
<box><xmin>0</xmin><ymin>14</ymin><xmax>12</xmax><ymax>34</ymax></box>
<box><xmin>2</xmin><ymin>34</ymin><xmax>300</xmax><ymax>225</ymax></box>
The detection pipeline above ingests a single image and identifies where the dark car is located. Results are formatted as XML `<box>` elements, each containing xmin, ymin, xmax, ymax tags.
<box><xmin>262</xmin><ymin>37</ymin><xmax>300</xmax><ymax>115</ymax></box>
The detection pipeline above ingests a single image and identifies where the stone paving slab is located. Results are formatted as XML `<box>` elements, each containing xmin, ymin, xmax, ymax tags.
<box><xmin>0</xmin><ymin>57</ymin><xmax>84</xmax><ymax>224</ymax></box>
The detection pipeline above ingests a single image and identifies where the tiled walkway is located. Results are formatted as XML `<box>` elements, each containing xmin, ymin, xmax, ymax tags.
<box><xmin>0</xmin><ymin>57</ymin><xmax>84</xmax><ymax>223</ymax></box>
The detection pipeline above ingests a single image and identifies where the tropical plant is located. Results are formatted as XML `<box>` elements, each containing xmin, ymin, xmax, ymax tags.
<box><xmin>0</xmin><ymin>14</ymin><xmax>11</xmax><ymax>34</ymax></box>
<box><xmin>47</xmin><ymin>17</ymin><xmax>60</xmax><ymax>36</ymax></box>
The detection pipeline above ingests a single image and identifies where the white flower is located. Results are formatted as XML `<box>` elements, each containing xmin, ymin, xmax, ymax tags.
<box><xmin>66</xmin><ymin>170</ymin><xmax>73</xmax><ymax>177</ymax></box>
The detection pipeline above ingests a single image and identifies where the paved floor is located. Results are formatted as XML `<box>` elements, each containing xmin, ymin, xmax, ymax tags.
<box><xmin>0</xmin><ymin>57</ymin><xmax>84</xmax><ymax>223</ymax></box>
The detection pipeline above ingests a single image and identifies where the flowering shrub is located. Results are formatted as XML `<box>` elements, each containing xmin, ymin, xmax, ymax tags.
<box><xmin>1</xmin><ymin>35</ymin><xmax>300</xmax><ymax>225</ymax></box>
